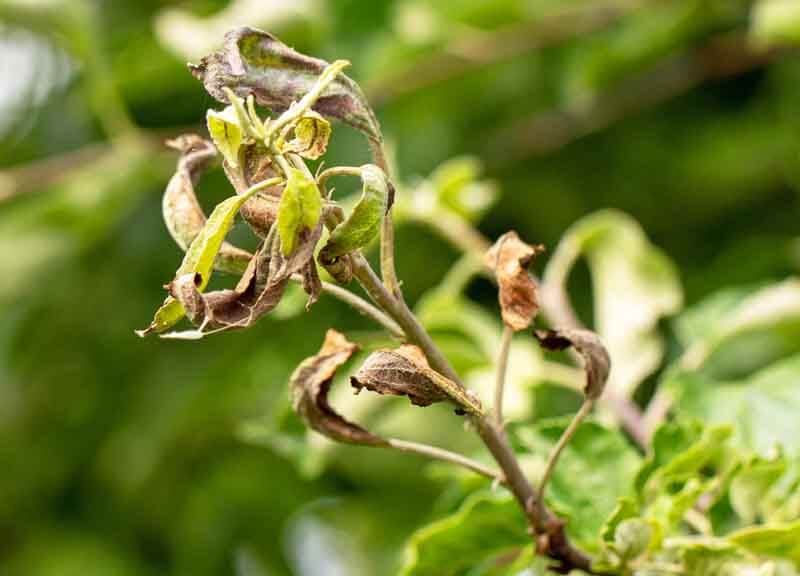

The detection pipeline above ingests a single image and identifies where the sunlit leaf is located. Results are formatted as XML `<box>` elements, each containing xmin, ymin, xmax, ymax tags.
<box><xmin>542</xmin><ymin>210</ymin><xmax>683</xmax><ymax>397</ymax></box>
<box><xmin>729</xmin><ymin>521</ymin><xmax>800</xmax><ymax>566</ymax></box>
<box><xmin>430</xmin><ymin>157</ymin><xmax>498</xmax><ymax>223</ymax></box>
<box><xmin>664</xmin><ymin>355</ymin><xmax>800</xmax><ymax>457</ymax></box>
<box><xmin>752</xmin><ymin>0</ymin><xmax>800</xmax><ymax>47</ymax></box>
<box><xmin>206</xmin><ymin>105</ymin><xmax>244</xmax><ymax>167</ymax></box>
<box><xmin>277</xmin><ymin>167</ymin><xmax>322</xmax><ymax>256</ymax></box>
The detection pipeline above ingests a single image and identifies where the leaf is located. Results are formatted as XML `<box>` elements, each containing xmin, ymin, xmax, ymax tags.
<box><xmin>281</xmin><ymin>110</ymin><xmax>331</xmax><ymax>160</ymax></box>
<box><xmin>542</xmin><ymin>210</ymin><xmax>682</xmax><ymax>396</ymax></box>
<box><xmin>484</xmin><ymin>231</ymin><xmax>543</xmax><ymax>332</ymax></box>
<box><xmin>641</xmin><ymin>424</ymin><xmax>731</xmax><ymax>501</ymax></box>
<box><xmin>514</xmin><ymin>420</ymin><xmax>642</xmax><ymax>552</ymax></box>
<box><xmin>351</xmin><ymin>344</ymin><xmax>483</xmax><ymax>414</ymax></box>
<box><xmin>729</xmin><ymin>521</ymin><xmax>800</xmax><ymax>566</ymax></box>
<box><xmin>161</xmin><ymin>135</ymin><xmax>252</xmax><ymax>275</ymax></box>
<box><xmin>664</xmin><ymin>355</ymin><xmax>800</xmax><ymax>457</ymax></box>
<box><xmin>190</xmin><ymin>26</ymin><xmax>382</xmax><ymax>143</ymax></box>
<box><xmin>729</xmin><ymin>454</ymin><xmax>787</xmax><ymax>524</ymax></box>
<box><xmin>534</xmin><ymin>328</ymin><xmax>610</xmax><ymax>399</ymax></box>
<box><xmin>277</xmin><ymin>167</ymin><xmax>322</xmax><ymax>256</ymax></box>
<box><xmin>752</xmin><ymin>0</ymin><xmax>800</xmax><ymax>47</ymax></box>
<box><xmin>600</xmin><ymin>498</ymin><xmax>639</xmax><ymax>544</ymax></box>
<box><xmin>319</xmin><ymin>164</ymin><xmax>389</xmax><ymax>262</ymax></box>
<box><xmin>206</xmin><ymin>105</ymin><xmax>244</xmax><ymax>167</ymax></box>
<box><xmin>399</xmin><ymin>492</ymin><xmax>530</xmax><ymax>576</ymax></box>
<box><xmin>290</xmin><ymin>329</ymin><xmax>385</xmax><ymax>446</ymax></box>
<box><xmin>675</xmin><ymin>278</ymin><xmax>800</xmax><ymax>375</ymax></box>
<box><xmin>137</xmin><ymin>183</ymin><xmax>267</xmax><ymax>336</ymax></box>
<box><xmin>430</xmin><ymin>157</ymin><xmax>498</xmax><ymax>223</ymax></box>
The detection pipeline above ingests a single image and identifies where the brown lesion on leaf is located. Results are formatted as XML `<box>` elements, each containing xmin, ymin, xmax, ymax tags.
<box><xmin>290</xmin><ymin>329</ymin><xmax>386</xmax><ymax>446</ymax></box>
<box><xmin>485</xmin><ymin>231</ymin><xmax>544</xmax><ymax>332</ymax></box>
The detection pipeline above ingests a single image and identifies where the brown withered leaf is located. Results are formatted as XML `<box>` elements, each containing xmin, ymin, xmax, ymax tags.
<box><xmin>351</xmin><ymin>345</ymin><xmax>483</xmax><ymax>414</ymax></box>
<box><xmin>534</xmin><ymin>329</ymin><xmax>610</xmax><ymax>399</ymax></box>
<box><xmin>165</xmin><ymin>219</ymin><xmax>324</xmax><ymax>337</ymax></box>
<box><xmin>484</xmin><ymin>231</ymin><xmax>544</xmax><ymax>331</ymax></box>
<box><xmin>190</xmin><ymin>27</ymin><xmax>382</xmax><ymax>144</ymax></box>
<box><xmin>290</xmin><ymin>330</ymin><xmax>386</xmax><ymax>446</ymax></box>
<box><xmin>163</xmin><ymin>135</ymin><xmax>252</xmax><ymax>274</ymax></box>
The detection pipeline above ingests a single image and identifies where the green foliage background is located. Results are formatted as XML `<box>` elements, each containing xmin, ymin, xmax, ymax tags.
<box><xmin>0</xmin><ymin>0</ymin><xmax>799</xmax><ymax>574</ymax></box>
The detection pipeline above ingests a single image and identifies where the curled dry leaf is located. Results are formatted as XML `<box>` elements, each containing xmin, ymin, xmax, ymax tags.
<box><xmin>351</xmin><ymin>345</ymin><xmax>483</xmax><ymax>414</ymax></box>
<box><xmin>534</xmin><ymin>329</ymin><xmax>611</xmax><ymax>399</ymax></box>
<box><xmin>163</xmin><ymin>219</ymin><xmax>324</xmax><ymax>337</ymax></box>
<box><xmin>290</xmin><ymin>329</ymin><xmax>386</xmax><ymax>446</ymax></box>
<box><xmin>162</xmin><ymin>135</ymin><xmax>251</xmax><ymax>274</ymax></box>
<box><xmin>484</xmin><ymin>231</ymin><xmax>544</xmax><ymax>332</ymax></box>
<box><xmin>190</xmin><ymin>27</ymin><xmax>382</xmax><ymax>144</ymax></box>
<box><xmin>280</xmin><ymin>110</ymin><xmax>331</xmax><ymax>160</ymax></box>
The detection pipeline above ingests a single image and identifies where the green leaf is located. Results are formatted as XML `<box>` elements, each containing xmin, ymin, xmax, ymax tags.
<box><xmin>752</xmin><ymin>0</ymin><xmax>800</xmax><ymax>47</ymax></box>
<box><xmin>137</xmin><ymin>184</ymin><xmax>265</xmax><ymax>336</ymax></box>
<box><xmin>206</xmin><ymin>105</ymin><xmax>243</xmax><ymax>167</ymax></box>
<box><xmin>399</xmin><ymin>492</ymin><xmax>529</xmax><ymax>576</ymax></box>
<box><xmin>542</xmin><ymin>210</ymin><xmax>683</xmax><ymax>396</ymax></box>
<box><xmin>642</xmin><ymin>424</ymin><xmax>731</xmax><ymax>500</ymax></box>
<box><xmin>515</xmin><ymin>420</ymin><xmax>641</xmax><ymax>551</ymax></box>
<box><xmin>320</xmin><ymin>164</ymin><xmax>388</xmax><ymax>261</ymax></box>
<box><xmin>191</xmin><ymin>27</ymin><xmax>382</xmax><ymax>143</ymax></box>
<box><xmin>277</xmin><ymin>168</ymin><xmax>322</xmax><ymax>256</ymax></box>
<box><xmin>430</xmin><ymin>157</ymin><xmax>498</xmax><ymax>223</ymax></box>
<box><xmin>664</xmin><ymin>355</ymin><xmax>800</xmax><ymax>457</ymax></box>
<box><xmin>674</xmin><ymin>278</ymin><xmax>800</xmax><ymax>376</ymax></box>
<box><xmin>635</xmin><ymin>419</ymin><xmax>704</xmax><ymax>496</ymax></box>
<box><xmin>601</xmin><ymin>498</ymin><xmax>639</xmax><ymax>544</ymax></box>
<box><xmin>730</xmin><ymin>454</ymin><xmax>787</xmax><ymax>524</ymax></box>
<box><xmin>729</xmin><ymin>521</ymin><xmax>800</xmax><ymax>565</ymax></box>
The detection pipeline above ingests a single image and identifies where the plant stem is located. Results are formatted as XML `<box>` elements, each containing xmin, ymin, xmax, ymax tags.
<box><xmin>316</xmin><ymin>165</ymin><xmax>363</xmax><ymax>197</ymax></box>
<box><xmin>538</xmin><ymin>398</ymin><xmax>595</xmax><ymax>507</ymax></box>
<box><xmin>292</xmin><ymin>274</ymin><xmax>404</xmax><ymax>339</ymax></box>
<box><xmin>386</xmin><ymin>438</ymin><xmax>504</xmax><ymax>484</ymax></box>
<box><xmin>348</xmin><ymin>252</ymin><xmax>595</xmax><ymax>573</ymax></box>
<box><xmin>494</xmin><ymin>326</ymin><xmax>514</xmax><ymax>429</ymax></box>
<box><xmin>350</xmin><ymin>253</ymin><xmax>461</xmax><ymax>383</ymax></box>
<box><xmin>367</xmin><ymin>139</ymin><xmax>403</xmax><ymax>298</ymax></box>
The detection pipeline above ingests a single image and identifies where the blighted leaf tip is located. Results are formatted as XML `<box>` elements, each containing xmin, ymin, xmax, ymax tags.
<box><xmin>535</xmin><ymin>328</ymin><xmax>610</xmax><ymax>399</ymax></box>
<box><xmin>485</xmin><ymin>231</ymin><xmax>544</xmax><ymax>331</ymax></box>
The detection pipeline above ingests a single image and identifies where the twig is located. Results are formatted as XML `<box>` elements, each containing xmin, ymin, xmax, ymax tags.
<box><xmin>291</xmin><ymin>274</ymin><xmax>404</xmax><ymax>339</ymax></box>
<box><xmin>386</xmin><ymin>438</ymin><xmax>504</xmax><ymax>484</ymax></box>
<box><xmin>494</xmin><ymin>326</ymin><xmax>514</xmax><ymax>429</ymax></box>
<box><xmin>538</xmin><ymin>398</ymin><xmax>595</xmax><ymax>507</ymax></box>
<box><xmin>348</xmin><ymin>251</ymin><xmax>595</xmax><ymax>573</ymax></box>
<box><xmin>368</xmin><ymin>139</ymin><xmax>403</xmax><ymax>298</ymax></box>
